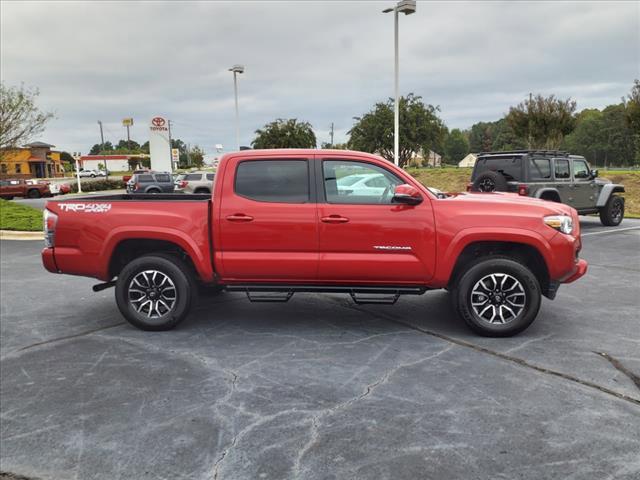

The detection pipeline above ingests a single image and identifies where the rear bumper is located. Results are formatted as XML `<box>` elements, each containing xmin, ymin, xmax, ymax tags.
<box><xmin>563</xmin><ymin>258</ymin><xmax>588</xmax><ymax>284</ymax></box>
<box><xmin>41</xmin><ymin>247</ymin><xmax>59</xmax><ymax>273</ymax></box>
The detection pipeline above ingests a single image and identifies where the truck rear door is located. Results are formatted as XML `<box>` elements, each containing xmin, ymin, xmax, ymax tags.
<box><xmin>217</xmin><ymin>155</ymin><xmax>318</xmax><ymax>282</ymax></box>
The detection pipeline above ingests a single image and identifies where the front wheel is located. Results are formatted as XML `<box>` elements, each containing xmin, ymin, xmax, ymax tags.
<box><xmin>115</xmin><ymin>254</ymin><xmax>197</xmax><ymax>331</ymax></box>
<box><xmin>451</xmin><ymin>257</ymin><xmax>541</xmax><ymax>337</ymax></box>
<box><xmin>599</xmin><ymin>195</ymin><xmax>624</xmax><ymax>226</ymax></box>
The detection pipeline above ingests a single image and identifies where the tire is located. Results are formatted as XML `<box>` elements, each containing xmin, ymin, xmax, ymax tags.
<box><xmin>451</xmin><ymin>257</ymin><xmax>541</xmax><ymax>337</ymax></box>
<box><xmin>599</xmin><ymin>195</ymin><xmax>624</xmax><ymax>226</ymax></box>
<box><xmin>27</xmin><ymin>189</ymin><xmax>41</xmax><ymax>199</ymax></box>
<box><xmin>147</xmin><ymin>188</ymin><xmax>161</xmax><ymax>194</ymax></box>
<box><xmin>115</xmin><ymin>254</ymin><xmax>197</xmax><ymax>331</ymax></box>
<box><xmin>471</xmin><ymin>171</ymin><xmax>508</xmax><ymax>192</ymax></box>
<box><xmin>90</xmin><ymin>174</ymin><xmax>96</xmax><ymax>178</ymax></box>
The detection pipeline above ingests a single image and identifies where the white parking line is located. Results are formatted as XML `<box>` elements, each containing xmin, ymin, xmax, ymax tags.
<box><xmin>582</xmin><ymin>226</ymin><xmax>640</xmax><ymax>237</ymax></box>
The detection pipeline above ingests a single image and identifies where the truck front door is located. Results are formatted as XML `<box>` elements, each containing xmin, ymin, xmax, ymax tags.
<box><xmin>217</xmin><ymin>157</ymin><xmax>319</xmax><ymax>282</ymax></box>
<box><xmin>316</xmin><ymin>157</ymin><xmax>435</xmax><ymax>284</ymax></box>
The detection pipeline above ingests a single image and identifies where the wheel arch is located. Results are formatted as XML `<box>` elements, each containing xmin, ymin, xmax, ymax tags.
<box><xmin>535</xmin><ymin>188</ymin><xmax>562</xmax><ymax>202</ymax></box>
<box><xmin>596</xmin><ymin>184</ymin><xmax>625</xmax><ymax>207</ymax></box>
<box><xmin>441</xmin><ymin>233</ymin><xmax>553</xmax><ymax>299</ymax></box>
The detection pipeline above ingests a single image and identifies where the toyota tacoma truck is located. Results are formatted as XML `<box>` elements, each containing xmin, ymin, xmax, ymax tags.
<box><xmin>41</xmin><ymin>149</ymin><xmax>587</xmax><ymax>337</ymax></box>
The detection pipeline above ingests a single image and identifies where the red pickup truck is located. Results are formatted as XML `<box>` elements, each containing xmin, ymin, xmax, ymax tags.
<box><xmin>42</xmin><ymin>149</ymin><xmax>587</xmax><ymax>336</ymax></box>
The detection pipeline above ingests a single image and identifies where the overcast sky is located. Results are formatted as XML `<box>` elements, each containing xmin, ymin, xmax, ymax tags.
<box><xmin>1</xmin><ymin>0</ymin><xmax>638</xmax><ymax>156</ymax></box>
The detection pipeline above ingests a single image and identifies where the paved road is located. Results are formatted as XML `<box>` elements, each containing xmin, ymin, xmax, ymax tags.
<box><xmin>1</xmin><ymin>218</ymin><xmax>639</xmax><ymax>480</ymax></box>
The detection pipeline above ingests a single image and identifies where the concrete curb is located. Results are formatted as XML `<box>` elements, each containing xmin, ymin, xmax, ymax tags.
<box><xmin>0</xmin><ymin>230</ymin><xmax>44</xmax><ymax>241</ymax></box>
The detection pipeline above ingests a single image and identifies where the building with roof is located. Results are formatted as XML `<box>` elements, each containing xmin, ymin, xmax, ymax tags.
<box><xmin>78</xmin><ymin>154</ymin><xmax>148</xmax><ymax>172</ymax></box>
<box><xmin>458</xmin><ymin>153</ymin><xmax>477</xmax><ymax>168</ymax></box>
<box><xmin>0</xmin><ymin>142</ymin><xmax>64</xmax><ymax>179</ymax></box>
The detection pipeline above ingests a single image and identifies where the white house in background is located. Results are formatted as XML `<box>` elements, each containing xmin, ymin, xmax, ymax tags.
<box><xmin>458</xmin><ymin>153</ymin><xmax>477</xmax><ymax>168</ymax></box>
<box><xmin>79</xmin><ymin>154</ymin><xmax>147</xmax><ymax>171</ymax></box>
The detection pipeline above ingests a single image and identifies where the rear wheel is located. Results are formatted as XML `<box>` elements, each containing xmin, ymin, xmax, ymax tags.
<box><xmin>451</xmin><ymin>257</ymin><xmax>541</xmax><ymax>337</ymax></box>
<box><xmin>599</xmin><ymin>195</ymin><xmax>624</xmax><ymax>226</ymax></box>
<box><xmin>27</xmin><ymin>189</ymin><xmax>41</xmax><ymax>199</ymax></box>
<box><xmin>115</xmin><ymin>254</ymin><xmax>197</xmax><ymax>331</ymax></box>
<box><xmin>147</xmin><ymin>188</ymin><xmax>161</xmax><ymax>194</ymax></box>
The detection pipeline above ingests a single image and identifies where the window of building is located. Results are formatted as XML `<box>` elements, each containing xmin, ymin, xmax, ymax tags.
<box><xmin>15</xmin><ymin>164</ymin><xmax>22</xmax><ymax>174</ymax></box>
<box><xmin>1</xmin><ymin>164</ymin><xmax>7</xmax><ymax>174</ymax></box>
<box><xmin>235</xmin><ymin>160</ymin><xmax>309</xmax><ymax>203</ymax></box>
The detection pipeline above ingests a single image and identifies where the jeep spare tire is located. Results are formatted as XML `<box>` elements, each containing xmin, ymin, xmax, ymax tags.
<box><xmin>472</xmin><ymin>171</ymin><xmax>508</xmax><ymax>192</ymax></box>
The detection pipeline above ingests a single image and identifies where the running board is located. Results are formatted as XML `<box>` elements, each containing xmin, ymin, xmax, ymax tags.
<box><xmin>225</xmin><ymin>284</ymin><xmax>427</xmax><ymax>304</ymax></box>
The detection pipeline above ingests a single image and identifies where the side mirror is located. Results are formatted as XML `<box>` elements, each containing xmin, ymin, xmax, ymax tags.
<box><xmin>590</xmin><ymin>169</ymin><xmax>598</xmax><ymax>179</ymax></box>
<box><xmin>392</xmin><ymin>184</ymin><xmax>423</xmax><ymax>205</ymax></box>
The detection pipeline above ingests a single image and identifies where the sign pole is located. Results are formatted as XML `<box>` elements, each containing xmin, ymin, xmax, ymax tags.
<box><xmin>75</xmin><ymin>159</ymin><xmax>82</xmax><ymax>194</ymax></box>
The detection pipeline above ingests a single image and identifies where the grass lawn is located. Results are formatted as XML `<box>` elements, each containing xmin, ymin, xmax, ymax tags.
<box><xmin>406</xmin><ymin>167</ymin><xmax>640</xmax><ymax>218</ymax></box>
<box><xmin>0</xmin><ymin>199</ymin><xmax>43</xmax><ymax>231</ymax></box>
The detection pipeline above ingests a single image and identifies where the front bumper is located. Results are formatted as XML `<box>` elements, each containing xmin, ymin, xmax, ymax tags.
<box><xmin>563</xmin><ymin>258</ymin><xmax>588</xmax><ymax>284</ymax></box>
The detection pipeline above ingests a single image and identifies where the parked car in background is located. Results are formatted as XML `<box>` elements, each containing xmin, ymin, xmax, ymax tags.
<box><xmin>0</xmin><ymin>179</ymin><xmax>51</xmax><ymax>199</ymax></box>
<box><xmin>126</xmin><ymin>172</ymin><xmax>175</xmax><ymax>194</ymax></box>
<box><xmin>468</xmin><ymin>150</ymin><xmax>626</xmax><ymax>226</ymax></box>
<box><xmin>336</xmin><ymin>173</ymin><xmax>391</xmax><ymax>197</ymax></box>
<box><xmin>123</xmin><ymin>169</ymin><xmax>150</xmax><ymax>183</ymax></box>
<box><xmin>78</xmin><ymin>169</ymin><xmax>106</xmax><ymax>178</ymax></box>
<box><xmin>174</xmin><ymin>171</ymin><xmax>215</xmax><ymax>194</ymax></box>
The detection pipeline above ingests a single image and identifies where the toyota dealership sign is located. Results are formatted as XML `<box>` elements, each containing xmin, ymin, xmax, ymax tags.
<box><xmin>149</xmin><ymin>116</ymin><xmax>172</xmax><ymax>172</ymax></box>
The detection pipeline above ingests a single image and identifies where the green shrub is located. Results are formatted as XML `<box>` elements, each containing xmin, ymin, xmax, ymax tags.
<box><xmin>69</xmin><ymin>179</ymin><xmax>126</xmax><ymax>193</ymax></box>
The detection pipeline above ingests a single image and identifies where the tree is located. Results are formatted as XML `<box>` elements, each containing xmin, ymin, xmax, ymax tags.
<box><xmin>60</xmin><ymin>151</ymin><xmax>75</xmax><ymax>164</ymax></box>
<box><xmin>115</xmin><ymin>139</ymin><xmax>141</xmax><ymax>152</ymax></box>
<box><xmin>89</xmin><ymin>141</ymin><xmax>113</xmax><ymax>155</ymax></box>
<box><xmin>348</xmin><ymin>93</ymin><xmax>447</xmax><ymax>167</ymax></box>
<box><xmin>140</xmin><ymin>141</ymin><xmax>150</xmax><ymax>154</ymax></box>
<box><xmin>189</xmin><ymin>145</ymin><xmax>205</xmax><ymax>168</ymax></box>
<box><xmin>320</xmin><ymin>142</ymin><xmax>349</xmax><ymax>150</ymax></box>
<box><xmin>0</xmin><ymin>82</ymin><xmax>54</xmax><ymax>151</ymax></box>
<box><xmin>623</xmin><ymin>80</ymin><xmax>640</xmax><ymax>164</ymax></box>
<box><xmin>444</xmin><ymin>129</ymin><xmax>469</xmax><ymax>164</ymax></box>
<box><xmin>506</xmin><ymin>94</ymin><xmax>577</xmax><ymax>149</ymax></box>
<box><xmin>252</xmin><ymin>118</ymin><xmax>317</xmax><ymax>149</ymax></box>
<box><xmin>466</xmin><ymin>122</ymin><xmax>494</xmax><ymax>153</ymax></box>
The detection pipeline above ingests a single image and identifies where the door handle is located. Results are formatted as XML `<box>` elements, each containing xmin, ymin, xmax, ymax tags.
<box><xmin>226</xmin><ymin>214</ymin><xmax>254</xmax><ymax>222</ymax></box>
<box><xmin>321</xmin><ymin>215</ymin><xmax>349</xmax><ymax>224</ymax></box>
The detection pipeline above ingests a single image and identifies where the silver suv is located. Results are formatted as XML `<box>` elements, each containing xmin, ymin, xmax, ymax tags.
<box><xmin>174</xmin><ymin>171</ymin><xmax>215</xmax><ymax>194</ymax></box>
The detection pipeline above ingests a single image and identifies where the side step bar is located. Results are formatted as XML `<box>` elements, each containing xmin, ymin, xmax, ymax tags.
<box><xmin>225</xmin><ymin>284</ymin><xmax>427</xmax><ymax>305</ymax></box>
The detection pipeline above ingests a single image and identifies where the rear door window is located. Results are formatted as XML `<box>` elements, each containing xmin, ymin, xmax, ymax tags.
<box><xmin>185</xmin><ymin>174</ymin><xmax>202</xmax><ymax>181</ymax></box>
<box><xmin>154</xmin><ymin>174</ymin><xmax>171</xmax><ymax>182</ymax></box>
<box><xmin>529</xmin><ymin>158</ymin><xmax>551</xmax><ymax>181</ymax></box>
<box><xmin>474</xmin><ymin>157</ymin><xmax>522</xmax><ymax>181</ymax></box>
<box><xmin>235</xmin><ymin>160</ymin><xmax>309</xmax><ymax>203</ymax></box>
<box><xmin>137</xmin><ymin>174</ymin><xmax>154</xmax><ymax>182</ymax></box>
<box><xmin>554</xmin><ymin>159</ymin><xmax>570</xmax><ymax>180</ymax></box>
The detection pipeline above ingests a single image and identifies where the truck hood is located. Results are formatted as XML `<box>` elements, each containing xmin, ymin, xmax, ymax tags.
<box><xmin>442</xmin><ymin>192</ymin><xmax>574</xmax><ymax>216</ymax></box>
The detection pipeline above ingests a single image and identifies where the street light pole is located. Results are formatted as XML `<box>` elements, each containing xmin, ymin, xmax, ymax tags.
<box><xmin>383</xmin><ymin>0</ymin><xmax>416</xmax><ymax>167</ymax></box>
<box><xmin>229</xmin><ymin>65</ymin><xmax>245</xmax><ymax>151</ymax></box>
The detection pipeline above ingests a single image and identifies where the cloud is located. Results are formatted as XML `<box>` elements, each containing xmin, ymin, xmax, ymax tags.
<box><xmin>1</xmin><ymin>0</ymin><xmax>638</xmax><ymax>154</ymax></box>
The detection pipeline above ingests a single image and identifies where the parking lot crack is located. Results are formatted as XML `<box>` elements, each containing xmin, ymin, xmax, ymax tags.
<box><xmin>333</xmin><ymin>300</ymin><xmax>640</xmax><ymax>407</ymax></box>
<box><xmin>594</xmin><ymin>352</ymin><xmax>640</xmax><ymax>390</ymax></box>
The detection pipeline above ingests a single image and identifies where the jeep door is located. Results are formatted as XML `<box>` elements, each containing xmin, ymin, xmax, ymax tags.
<box><xmin>552</xmin><ymin>158</ymin><xmax>573</xmax><ymax>205</ymax></box>
<box><xmin>316</xmin><ymin>156</ymin><xmax>435</xmax><ymax>283</ymax></box>
<box><xmin>571</xmin><ymin>157</ymin><xmax>596</xmax><ymax>210</ymax></box>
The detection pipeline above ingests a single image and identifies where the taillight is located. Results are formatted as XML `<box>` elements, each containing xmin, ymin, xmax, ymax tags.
<box><xmin>135</xmin><ymin>182</ymin><xmax>140</xmax><ymax>190</ymax></box>
<box><xmin>43</xmin><ymin>209</ymin><xmax>58</xmax><ymax>248</ymax></box>
<box><xmin>517</xmin><ymin>184</ymin><xmax>529</xmax><ymax>196</ymax></box>
<box><xmin>466</xmin><ymin>182</ymin><xmax>473</xmax><ymax>192</ymax></box>
<box><xmin>179</xmin><ymin>181</ymin><xmax>188</xmax><ymax>188</ymax></box>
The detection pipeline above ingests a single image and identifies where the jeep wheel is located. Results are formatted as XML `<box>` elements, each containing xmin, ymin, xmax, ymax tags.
<box><xmin>115</xmin><ymin>254</ymin><xmax>197</xmax><ymax>331</ymax></box>
<box><xmin>471</xmin><ymin>171</ymin><xmax>508</xmax><ymax>192</ymax></box>
<box><xmin>452</xmin><ymin>257</ymin><xmax>541</xmax><ymax>337</ymax></box>
<box><xmin>599</xmin><ymin>195</ymin><xmax>624</xmax><ymax>226</ymax></box>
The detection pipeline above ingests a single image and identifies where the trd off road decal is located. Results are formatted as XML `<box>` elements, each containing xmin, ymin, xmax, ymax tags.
<box><xmin>58</xmin><ymin>203</ymin><xmax>112</xmax><ymax>213</ymax></box>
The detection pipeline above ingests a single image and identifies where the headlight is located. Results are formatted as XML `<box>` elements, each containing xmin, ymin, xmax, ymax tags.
<box><xmin>544</xmin><ymin>215</ymin><xmax>573</xmax><ymax>234</ymax></box>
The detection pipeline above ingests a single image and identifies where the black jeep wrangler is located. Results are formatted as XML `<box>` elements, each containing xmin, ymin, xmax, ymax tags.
<box><xmin>469</xmin><ymin>150</ymin><xmax>625</xmax><ymax>226</ymax></box>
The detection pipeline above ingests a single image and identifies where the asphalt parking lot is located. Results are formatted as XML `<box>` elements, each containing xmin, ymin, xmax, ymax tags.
<box><xmin>1</xmin><ymin>218</ymin><xmax>639</xmax><ymax>480</ymax></box>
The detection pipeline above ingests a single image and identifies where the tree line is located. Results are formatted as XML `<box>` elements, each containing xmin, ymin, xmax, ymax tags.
<box><xmin>251</xmin><ymin>80</ymin><xmax>640</xmax><ymax>168</ymax></box>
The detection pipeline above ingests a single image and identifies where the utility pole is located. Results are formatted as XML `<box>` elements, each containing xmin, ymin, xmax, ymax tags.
<box><xmin>330</xmin><ymin>122</ymin><xmax>334</xmax><ymax>147</ymax></box>
<box><xmin>98</xmin><ymin>120</ymin><xmax>108</xmax><ymax>179</ymax></box>
<box><xmin>168</xmin><ymin>120</ymin><xmax>173</xmax><ymax>172</ymax></box>
<box><xmin>527</xmin><ymin>92</ymin><xmax>533</xmax><ymax>149</ymax></box>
